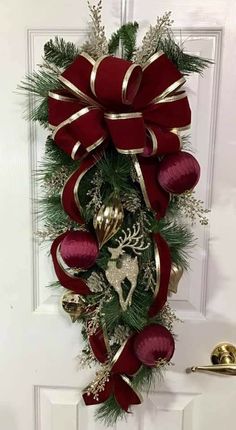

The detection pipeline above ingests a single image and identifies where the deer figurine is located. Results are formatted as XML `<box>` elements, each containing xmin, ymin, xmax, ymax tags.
<box><xmin>105</xmin><ymin>223</ymin><xmax>149</xmax><ymax>311</ymax></box>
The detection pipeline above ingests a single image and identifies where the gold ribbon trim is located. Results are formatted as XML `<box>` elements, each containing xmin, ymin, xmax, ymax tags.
<box><xmin>90</xmin><ymin>55</ymin><xmax>110</xmax><ymax>98</ymax></box>
<box><xmin>142</xmin><ymin>50</ymin><xmax>164</xmax><ymax>71</ymax></box>
<box><xmin>150</xmin><ymin>76</ymin><xmax>186</xmax><ymax>105</ymax></box>
<box><xmin>104</xmin><ymin>112</ymin><xmax>143</xmax><ymax>120</ymax></box>
<box><xmin>121</xmin><ymin>63</ymin><xmax>142</xmax><ymax>105</ymax></box>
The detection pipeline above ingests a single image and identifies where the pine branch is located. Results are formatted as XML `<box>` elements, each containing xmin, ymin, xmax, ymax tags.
<box><xmin>158</xmin><ymin>35</ymin><xmax>212</xmax><ymax>75</ymax></box>
<box><xmin>108</xmin><ymin>22</ymin><xmax>139</xmax><ymax>60</ymax></box>
<box><xmin>96</xmin><ymin>395</ymin><xmax>126</xmax><ymax>426</ymax></box>
<box><xmin>20</xmin><ymin>68</ymin><xmax>60</xmax><ymax>98</ymax></box>
<box><xmin>19</xmin><ymin>68</ymin><xmax>61</xmax><ymax>125</ymax></box>
<box><xmin>153</xmin><ymin>218</ymin><xmax>195</xmax><ymax>269</ymax></box>
<box><xmin>44</xmin><ymin>37</ymin><xmax>79</xmax><ymax>68</ymax></box>
<box><xmin>44</xmin><ymin>136</ymin><xmax>76</xmax><ymax>167</ymax></box>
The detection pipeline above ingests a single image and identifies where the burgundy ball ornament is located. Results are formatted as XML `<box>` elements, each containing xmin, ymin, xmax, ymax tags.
<box><xmin>60</xmin><ymin>230</ymin><xmax>99</xmax><ymax>270</ymax></box>
<box><xmin>133</xmin><ymin>324</ymin><xmax>175</xmax><ymax>367</ymax></box>
<box><xmin>157</xmin><ymin>151</ymin><xmax>200</xmax><ymax>194</ymax></box>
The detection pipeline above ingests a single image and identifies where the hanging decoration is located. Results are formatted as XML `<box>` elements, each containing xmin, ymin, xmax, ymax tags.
<box><xmin>20</xmin><ymin>1</ymin><xmax>210</xmax><ymax>425</ymax></box>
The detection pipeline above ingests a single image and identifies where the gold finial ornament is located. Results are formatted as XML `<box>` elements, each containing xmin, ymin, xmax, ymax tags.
<box><xmin>61</xmin><ymin>291</ymin><xmax>85</xmax><ymax>323</ymax></box>
<box><xmin>168</xmin><ymin>264</ymin><xmax>183</xmax><ymax>294</ymax></box>
<box><xmin>93</xmin><ymin>194</ymin><xmax>124</xmax><ymax>247</ymax></box>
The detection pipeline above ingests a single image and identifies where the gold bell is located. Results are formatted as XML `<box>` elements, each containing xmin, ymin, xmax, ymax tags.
<box><xmin>168</xmin><ymin>264</ymin><xmax>183</xmax><ymax>294</ymax></box>
<box><xmin>61</xmin><ymin>291</ymin><xmax>85</xmax><ymax>323</ymax></box>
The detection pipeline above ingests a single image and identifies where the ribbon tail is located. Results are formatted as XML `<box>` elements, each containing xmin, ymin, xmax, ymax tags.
<box><xmin>149</xmin><ymin>233</ymin><xmax>172</xmax><ymax>317</ymax></box>
<box><xmin>111</xmin><ymin>336</ymin><xmax>141</xmax><ymax>375</ymax></box>
<box><xmin>61</xmin><ymin>151</ymin><xmax>104</xmax><ymax>223</ymax></box>
<box><xmin>83</xmin><ymin>377</ymin><xmax>114</xmax><ymax>406</ymax></box>
<box><xmin>87</xmin><ymin>325</ymin><xmax>110</xmax><ymax>364</ymax></box>
<box><xmin>82</xmin><ymin>324</ymin><xmax>113</xmax><ymax>405</ymax></box>
<box><xmin>133</xmin><ymin>155</ymin><xmax>169</xmax><ymax>219</ymax></box>
<box><xmin>114</xmin><ymin>375</ymin><xmax>142</xmax><ymax>412</ymax></box>
<box><xmin>50</xmin><ymin>233</ymin><xmax>91</xmax><ymax>295</ymax></box>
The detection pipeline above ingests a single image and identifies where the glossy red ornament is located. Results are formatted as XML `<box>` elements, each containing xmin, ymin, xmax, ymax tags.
<box><xmin>60</xmin><ymin>230</ymin><xmax>99</xmax><ymax>269</ymax></box>
<box><xmin>157</xmin><ymin>151</ymin><xmax>200</xmax><ymax>194</ymax></box>
<box><xmin>133</xmin><ymin>324</ymin><xmax>175</xmax><ymax>367</ymax></box>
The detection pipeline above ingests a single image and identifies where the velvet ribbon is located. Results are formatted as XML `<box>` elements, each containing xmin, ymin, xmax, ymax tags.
<box><xmin>48</xmin><ymin>51</ymin><xmax>191</xmax><ymax>223</ymax></box>
<box><xmin>149</xmin><ymin>233</ymin><xmax>172</xmax><ymax>317</ymax></box>
<box><xmin>83</xmin><ymin>326</ymin><xmax>142</xmax><ymax>411</ymax></box>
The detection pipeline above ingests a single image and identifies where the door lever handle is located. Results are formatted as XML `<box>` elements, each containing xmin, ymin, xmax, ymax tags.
<box><xmin>189</xmin><ymin>343</ymin><xmax>236</xmax><ymax>376</ymax></box>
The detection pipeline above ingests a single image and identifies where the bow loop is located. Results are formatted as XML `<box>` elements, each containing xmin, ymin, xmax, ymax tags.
<box><xmin>48</xmin><ymin>90</ymin><xmax>83</xmax><ymax>127</ymax></box>
<box><xmin>144</xmin><ymin>90</ymin><xmax>191</xmax><ymax>130</ymax></box>
<box><xmin>51</xmin><ymin>106</ymin><xmax>107</xmax><ymax>160</ymax></box>
<box><xmin>133</xmin><ymin>51</ymin><xmax>185</xmax><ymax>109</ymax></box>
<box><xmin>59</xmin><ymin>52</ymin><xmax>98</xmax><ymax>106</ymax></box>
<box><xmin>91</xmin><ymin>56</ymin><xmax>142</xmax><ymax>107</ymax></box>
<box><xmin>143</xmin><ymin>126</ymin><xmax>181</xmax><ymax>157</ymax></box>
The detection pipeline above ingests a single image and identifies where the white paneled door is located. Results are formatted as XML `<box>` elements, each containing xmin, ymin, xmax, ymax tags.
<box><xmin>0</xmin><ymin>1</ymin><xmax>236</xmax><ymax>429</ymax></box>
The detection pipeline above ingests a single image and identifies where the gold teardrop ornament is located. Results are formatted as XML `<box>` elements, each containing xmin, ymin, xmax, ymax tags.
<box><xmin>168</xmin><ymin>264</ymin><xmax>183</xmax><ymax>294</ymax></box>
<box><xmin>93</xmin><ymin>195</ymin><xmax>124</xmax><ymax>248</ymax></box>
<box><xmin>61</xmin><ymin>291</ymin><xmax>85</xmax><ymax>323</ymax></box>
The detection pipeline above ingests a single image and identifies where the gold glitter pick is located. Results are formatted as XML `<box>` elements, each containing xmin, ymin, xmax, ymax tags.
<box><xmin>168</xmin><ymin>264</ymin><xmax>183</xmax><ymax>294</ymax></box>
<box><xmin>93</xmin><ymin>194</ymin><xmax>124</xmax><ymax>248</ymax></box>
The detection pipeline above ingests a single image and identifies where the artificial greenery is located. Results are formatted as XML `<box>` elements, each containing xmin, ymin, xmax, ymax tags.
<box><xmin>108</xmin><ymin>21</ymin><xmax>139</xmax><ymax>59</ymax></box>
<box><xmin>21</xmin><ymin>5</ymin><xmax>210</xmax><ymax>425</ymax></box>
<box><xmin>157</xmin><ymin>35</ymin><xmax>212</xmax><ymax>75</ymax></box>
<box><xmin>44</xmin><ymin>36</ymin><xmax>80</xmax><ymax>68</ymax></box>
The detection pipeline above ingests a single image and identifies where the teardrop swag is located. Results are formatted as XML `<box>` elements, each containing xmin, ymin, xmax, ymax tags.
<box><xmin>20</xmin><ymin>1</ymin><xmax>210</xmax><ymax>425</ymax></box>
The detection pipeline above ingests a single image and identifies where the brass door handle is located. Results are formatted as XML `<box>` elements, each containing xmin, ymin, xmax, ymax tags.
<box><xmin>189</xmin><ymin>343</ymin><xmax>236</xmax><ymax>376</ymax></box>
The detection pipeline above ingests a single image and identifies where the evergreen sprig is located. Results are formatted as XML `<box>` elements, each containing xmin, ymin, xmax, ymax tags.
<box><xmin>95</xmin><ymin>395</ymin><xmax>126</xmax><ymax>426</ymax></box>
<box><xmin>157</xmin><ymin>35</ymin><xmax>212</xmax><ymax>75</ymax></box>
<box><xmin>108</xmin><ymin>22</ymin><xmax>139</xmax><ymax>59</ymax></box>
<box><xmin>44</xmin><ymin>36</ymin><xmax>80</xmax><ymax>68</ymax></box>
<box><xmin>19</xmin><ymin>67</ymin><xmax>60</xmax><ymax>125</ymax></box>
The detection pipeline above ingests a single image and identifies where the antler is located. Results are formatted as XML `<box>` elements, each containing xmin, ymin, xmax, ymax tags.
<box><xmin>115</xmin><ymin>222</ymin><xmax>150</xmax><ymax>255</ymax></box>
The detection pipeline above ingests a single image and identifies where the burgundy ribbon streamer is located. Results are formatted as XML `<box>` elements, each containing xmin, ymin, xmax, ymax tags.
<box><xmin>149</xmin><ymin>233</ymin><xmax>172</xmax><ymax>317</ymax></box>
<box><xmin>61</xmin><ymin>151</ymin><xmax>104</xmax><ymax>223</ymax></box>
<box><xmin>83</xmin><ymin>326</ymin><xmax>142</xmax><ymax>411</ymax></box>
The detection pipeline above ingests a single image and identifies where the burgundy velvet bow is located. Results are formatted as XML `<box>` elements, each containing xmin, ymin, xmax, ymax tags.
<box><xmin>83</xmin><ymin>326</ymin><xmax>142</xmax><ymax>411</ymax></box>
<box><xmin>48</xmin><ymin>51</ymin><xmax>191</xmax><ymax>223</ymax></box>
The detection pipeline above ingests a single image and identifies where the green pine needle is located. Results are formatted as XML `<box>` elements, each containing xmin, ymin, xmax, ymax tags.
<box><xmin>44</xmin><ymin>36</ymin><xmax>79</xmax><ymax>68</ymax></box>
<box><xmin>95</xmin><ymin>395</ymin><xmax>126</xmax><ymax>426</ymax></box>
<box><xmin>20</xmin><ymin>68</ymin><xmax>60</xmax><ymax>98</ymax></box>
<box><xmin>19</xmin><ymin>69</ymin><xmax>61</xmax><ymax>125</ymax></box>
<box><xmin>158</xmin><ymin>35</ymin><xmax>212</xmax><ymax>75</ymax></box>
<box><xmin>108</xmin><ymin>22</ymin><xmax>139</xmax><ymax>59</ymax></box>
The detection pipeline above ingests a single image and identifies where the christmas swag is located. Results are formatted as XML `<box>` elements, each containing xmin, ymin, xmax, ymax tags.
<box><xmin>21</xmin><ymin>1</ymin><xmax>210</xmax><ymax>425</ymax></box>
